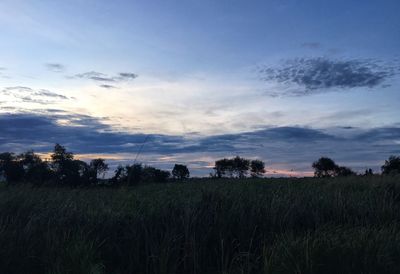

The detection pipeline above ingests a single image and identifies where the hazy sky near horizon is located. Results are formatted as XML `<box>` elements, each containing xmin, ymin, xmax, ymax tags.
<box><xmin>1</xmin><ymin>0</ymin><xmax>400</xmax><ymax>176</ymax></box>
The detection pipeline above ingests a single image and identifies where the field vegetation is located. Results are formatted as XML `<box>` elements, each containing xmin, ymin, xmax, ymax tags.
<box><xmin>1</xmin><ymin>176</ymin><xmax>400</xmax><ymax>274</ymax></box>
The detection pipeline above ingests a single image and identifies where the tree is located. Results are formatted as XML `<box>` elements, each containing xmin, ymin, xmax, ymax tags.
<box><xmin>18</xmin><ymin>150</ymin><xmax>52</xmax><ymax>185</ymax></box>
<box><xmin>0</xmin><ymin>152</ymin><xmax>24</xmax><ymax>183</ymax></box>
<box><xmin>250</xmin><ymin>160</ymin><xmax>265</xmax><ymax>177</ymax></box>
<box><xmin>50</xmin><ymin>144</ymin><xmax>79</xmax><ymax>185</ymax></box>
<box><xmin>335</xmin><ymin>166</ymin><xmax>356</xmax><ymax>177</ymax></box>
<box><xmin>382</xmin><ymin>156</ymin><xmax>400</xmax><ymax>175</ymax></box>
<box><xmin>232</xmin><ymin>156</ymin><xmax>250</xmax><ymax>178</ymax></box>
<box><xmin>213</xmin><ymin>156</ymin><xmax>252</xmax><ymax>178</ymax></box>
<box><xmin>172</xmin><ymin>164</ymin><xmax>190</xmax><ymax>180</ymax></box>
<box><xmin>127</xmin><ymin>163</ymin><xmax>143</xmax><ymax>185</ymax></box>
<box><xmin>89</xmin><ymin>158</ymin><xmax>108</xmax><ymax>184</ymax></box>
<box><xmin>312</xmin><ymin>157</ymin><xmax>357</xmax><ymax>177</ymax></box>
<box><xmin>111</xmin><ymin>165</ymin><xmax>128</xmax><ymax>185</ymax></box>
<box><xmin>213</xmin><ymin>158</ymin><xmax>234</xmax><ymax>178</ymax></box>
<box><xmin>142</xmin><ymin>166</ymin><xmax>170</xmax><ymax>183</ymax></box>
<box><xmin>312</xmin><ymin>157</ymin><xmax>338</xmax><ymax>177</ymax></box>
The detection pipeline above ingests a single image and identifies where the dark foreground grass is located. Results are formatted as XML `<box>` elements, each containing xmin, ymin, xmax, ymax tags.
<box><xmin>0</xmin><ymin>176</ymin><xmax>400</xmax><ymax>274</ymax></box>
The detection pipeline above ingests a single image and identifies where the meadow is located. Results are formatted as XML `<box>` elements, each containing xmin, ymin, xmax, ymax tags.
<box><xmin>1</xmin><ymin>176</ymin><xmax>400</xmax><ymax>274</ymax></box>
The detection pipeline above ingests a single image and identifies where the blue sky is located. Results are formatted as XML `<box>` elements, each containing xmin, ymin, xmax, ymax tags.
<box><xmin>1</xmin><ymin>0</ymin><xmax>399</xmax><ymax>176</ymax></box>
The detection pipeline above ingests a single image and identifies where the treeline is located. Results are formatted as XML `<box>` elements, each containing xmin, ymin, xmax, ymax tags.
<box><xmin>312</xmin><ymin>156</ymin><xmax>400</xmax><ymax>177</ymax></box>
<box><xmin>1</xmin><ymin>144</ymin><xmax>400</xmax><ymax>186</ymax></box>
<box><xmin>0</xmin><ymin>144</ymin><xmax>190</xmax><ymax>186</ymax></box>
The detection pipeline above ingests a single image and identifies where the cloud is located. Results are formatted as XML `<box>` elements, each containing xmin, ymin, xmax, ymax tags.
<box><xmin>1</xmin><ymin>86</ymin><xmax>70</xmax><ymax>104</ymax></box>
<box><xmin>35</xmin><ymin>89</ymin><xmax>68</xmax><ymax>99</ymax></box>
<box><xmin>73</xmin><ymin>71</ymin><xmax>115</xmax><ymax>82</ymax></box>
<box><xmin>99</xmin><ymin>84</ymin><xmax>117</xmax><ymax>89</ymax></box>
<box><xmin>259</xmin><ymin>58</ymin><xmax>398</xmax><ymax>96</ymax></box>
<box><xmin>117</xmin><ymin>72</ymin><xmax>138</xmax><ymax>80</ymax></box>
<box><xmin>71</xmin><ymin>71</ymin><xmax>138</xmax><ymax>83</ymax></box>
<box><xmin>0</xmin><ymin>112</ymin><xmax>399</xmax><ymax>176</ymax></box>
<box><xmin>45</xmin><ymin>63</ymin><xmax>65</xmax><ymax>72</ymax></box>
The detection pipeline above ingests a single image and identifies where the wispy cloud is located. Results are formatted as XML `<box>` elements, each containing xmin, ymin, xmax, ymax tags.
<box><xmin>99</xmin><ymin>84</ymin><xmax>117</xmax><ymax>89</ymax></box>
<box><xmin>45</xmin><ymin>63</ymin><xmax>65</xmax><ymax>72</ymax></box>
<box><xmin>1</xmin><ymin>86</ymin><xmax>70</xmax><ymax>105</ymax></box>
<box><xmin>71</xmin><ymin>71</ymin><xmax>138</xmax><ymax>83</ymax></box>
<box><xmin>259</xmin><ymin>58</ymin><xmax>398</xmax><ymax>96</ymax></box>
<box><xmin>73</xmin><ymin>71</ymin><xmax>115</xmax><ymax>82</ymax></box>
<box><xmin>117</xmin><ymin>72</ymin><xmax>138</xmax><ymax>80</ymax></box>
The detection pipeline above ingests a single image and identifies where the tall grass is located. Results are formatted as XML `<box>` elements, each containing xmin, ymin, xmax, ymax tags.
<box><xmin>0</xmin><ymin>176</ymin><xmax>399</xmax><ymax>273</ymax></box>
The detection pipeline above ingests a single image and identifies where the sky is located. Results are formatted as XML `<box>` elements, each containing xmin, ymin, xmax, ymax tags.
<box><xmin>0</xmin><ymin>0</ymin><xmax>400</xmax><ymax>176</ymax></box>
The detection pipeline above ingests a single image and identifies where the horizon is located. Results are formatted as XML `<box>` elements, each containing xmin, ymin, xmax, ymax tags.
<box><xmin>1</xmin><ymin>0</ymin><xmax>400</xmax><ymax>177</ymax></box>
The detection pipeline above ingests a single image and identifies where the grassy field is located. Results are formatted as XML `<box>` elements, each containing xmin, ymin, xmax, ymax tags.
<box><xmin>0</xmin><ymin>176</ymin><xmax>400</xmax><ymax>274</ymax></box>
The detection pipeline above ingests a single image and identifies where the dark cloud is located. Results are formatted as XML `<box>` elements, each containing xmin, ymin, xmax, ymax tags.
<box><xmin>301</xmin><ymin>42</ymin><xmax>322</xmax><ymax>49</ymax></box>
<box><xmin>0</xmin><ymin>112</ymin><xmax>399</xmax><ymax>176</ymax></box>
<box><xmin>1</xmin><ymin>86</ymin><xmax>70</xmax><ymax>104</ymax></box>
<box><xmin>73</xmin><ymin>71</ymin><xmax>115</xmax><ymax>82</ymax></box>
<box><xmin>99</xmin><ymin>84</ymin><xmax>117</xmax><ymax>89</ymax></box>
<box><xmin>72</xmin><ymin>71</ymin><xmax>138</xmax><ymax>84</ymax></box>
<box><xmin>259</xmin><ymin>58</ymin><xmax>398</xmax><ymax>96</ymax></box>
<box><xmin>356</xmin><ymin>127</ymin><xmax>400</xmax><ymax>142</ymax></box>
<box><xmin>117</xmin><ymin>72</ymin><xmax>138</xmax><ymax>80</ymax></box>
<box><xmin>45</xmin><ymin>63</ymin><xmax>65</xmax><ymax>72</ymax></box>
<box><xmin>35</xmin><ymin>89</ymin><xmax>68</xmax><ymax>99</ymax></box>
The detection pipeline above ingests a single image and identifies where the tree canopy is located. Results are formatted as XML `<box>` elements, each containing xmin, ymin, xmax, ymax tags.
<box><xmin>382</xmin><ymin>156</ymin><xmax>400</xmax><ymax>175</ymax></box>
<box><xmin>172</xmin><ymin>164</ymin><xmax>190</xmax><ymax>180</ymax></box>
<box><xmin>213</xmin><ymin>157</ymin><xmax>265</xmax><ymax>178</ymax></box>
<box><xmin>312</xmin><ymin>157</ymin><xmax>356</xmax><ymax>177</ymax></box>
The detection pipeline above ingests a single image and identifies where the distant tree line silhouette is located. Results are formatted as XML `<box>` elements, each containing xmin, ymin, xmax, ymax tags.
<box><xmin>312</xmin><ymin>156</ymin><xmax>400</xmax><ymax>177</ymax></box>
<box><xmin>211</xmin><ymin>156</ymin><xmax>265</xmax><ymax>178</ymax></box>
<box><xmin>1</xmin><ymin>144</ymin><xmax>400</xmax><ymax>186</ymax></box>
<box><xmin>0</xmin><ymin>144</ymin><xmax>192</xmax><ymax>186</ymax></box>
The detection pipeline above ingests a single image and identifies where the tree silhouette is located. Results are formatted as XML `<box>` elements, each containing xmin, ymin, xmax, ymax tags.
<box><xmin>233</xmin><ymin>156</ymin><xmax>250</xmax><ymax>178</ymax></box>
<box><xmin>172</xmin><ymin>164</ymin><xmax>190</xmax><ymax>180</ymax></box>
<box><xmin>312</xmin><ymin>157</ymin><xmax>357</xmax><ymax>177</ymax></box>
<box><xmin>89</xmin><ymin>158</ymin><xmax>109</xmax><ymax>183</ymax></box>
<box><xmin>127</xmin><ymin>163</ymin><xmax>143</xmax><ymax>185</ymax></box>
<box><xmin>213</xmin><ymin>158</ymin><xmax>233</xmax><ymax>178</ymax></box>
<box><xmin>0</xmin><ymin>152</ymin><xmax>24</xmax><ymax>183</ymax></box>
<box><xmin>382</xmin><ymin>156</ymin><xmax>400</xmax><ymax>175</ymax></box>
<box><xmin>312</xmin><ymin>157</ymin><xmax>338</xmax><ymax>177</ymax></box>
<box><xmin>213</xmin><ymin>156</ymin><xmax>253</xmax><ymax>178</ymax></box>
<box><xmin>50</xmin><ymin>144</ymin><xmax>80</xmax><ymax>185</ymax></box>
<box><xmin>142</xmin><ymin>166</ymin><xmax>170</xmax><ymax>183</ymax></box>
<box><xmin>19</xmin><ymin>150</ymin><xmax>52</xmax><ymax>185</ymax></box>
<box><xmin>335</xmin><ymin>166</ymin><xmax>356</xmax><ymax>177</ymax></box>
<box><xmin>250</xmin><ymin>160</ymin><xmax>266</xmax><ymax>177</ymax></box>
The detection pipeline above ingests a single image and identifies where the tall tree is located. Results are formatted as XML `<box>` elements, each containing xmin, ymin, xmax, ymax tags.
<box><xmin>19</xmin><ymin>150</ymin><xmax>52</xmax><ymax>185</ymax></box>
<box><xmin>89</xmin><ymin>158</ymin><xmax>109</xmax><ymax>183</ymax></box>
<box><xmin>250</xmin><ymin>160</ymin><xmax>266</xmax><ymax>178</ymax></box>
<box><xmin>335</xmin><ymin>166</ymin><xmax>356</xmax><ymax>177</ymax></box>
<box><xmin>0</xmin><ymin>152</ymin><xmax>24</xmax><ymax>183</ymax></box>
<box><xmin>172</xmin><ymin>164</ymin><xmax>190</xmax><ymax>180</ymax></box>
<box><xmin>233</xmin><ymin>156</ymin><xmax>250</xmax><ymax>178</ymax></box>
<box><xmin>213</xmin><ymin>158</ymin><xmax>234</xmax><ymax>178</ymax></box>
<box><xmin>382</xmin><ymin>156</ymin><xmax>400</xmax><ymax>175</ymax></box>
<box><xmin>50</xmin><ymin>144</ymin><xmax>76</xmax><ymax>185</ymax></box>
<box><xmin>312</xmin><ymin>157</ymin><xmax>338</xmax><ymax>177</ymax></box>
